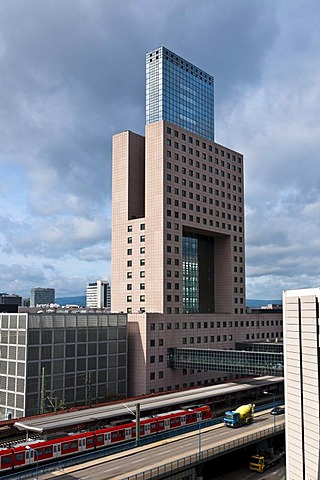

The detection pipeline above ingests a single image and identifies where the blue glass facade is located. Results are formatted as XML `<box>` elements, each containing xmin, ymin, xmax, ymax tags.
<box><xmin>146</xmin><ymin>46</ymin><xmax>214</xmax><ymax>141</ymax></box>
<box><xmin>182</xmin><ymin>235</ymin><xmax>199</xmax><ymax>314</ymax></box>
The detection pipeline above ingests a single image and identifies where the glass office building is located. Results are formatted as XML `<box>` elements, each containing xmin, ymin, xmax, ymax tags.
<box><xmin>146</xmin><ymin>46</ymin><xmax>215</xmax><ymax>141</ymax></box>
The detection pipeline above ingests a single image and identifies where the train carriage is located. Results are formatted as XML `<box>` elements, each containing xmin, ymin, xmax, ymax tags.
<box><xmin>4</xmin><ymin>405</ymin><xmax>212</xmax><ymax>473</ymax></box>
<box><xmin>56</xmin><ymin>432</ymin><xmax>95</xmax><ymax>457</ymax></box>
<box><xmin>0</xmin><ymin>448</ymin><xmax>13</xmax><ymax>472</ymax></box>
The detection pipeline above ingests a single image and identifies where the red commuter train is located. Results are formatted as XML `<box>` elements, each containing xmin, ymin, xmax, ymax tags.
<box><xmin>0</xmin><ymin>405</ymin><xmax>211</xmax><ymax>473</ymax></box>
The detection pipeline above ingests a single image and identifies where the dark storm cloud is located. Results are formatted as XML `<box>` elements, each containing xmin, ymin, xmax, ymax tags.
<box><xmin>0</xmin><ymin>0</ymin><xmax>319</xmax><ymax>297</ymax></box>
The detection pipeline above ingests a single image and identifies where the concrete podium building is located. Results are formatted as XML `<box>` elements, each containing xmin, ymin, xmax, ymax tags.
<box><xmin>0</xmin><ymin>312</ymin><xmax>127</xmax><ymax>419</ymax></box>
<box><xmin>112</xmin><ymin>47</ymin><xmax>282</xmax><ymax>396</ymax></box>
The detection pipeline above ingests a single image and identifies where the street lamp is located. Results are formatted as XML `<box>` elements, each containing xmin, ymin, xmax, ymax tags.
<box><xmin>124</xmin><ymin>403</ymin><xmax>141</xmax><ymax>446</ymax></box>
<box><xmin>198</xmin><ymin>415</ymin><xmax>202</xmax><ymax>460</ymax></box>
<box><xmin>263</xmin><ymin>390</ymin><xmax>276</xmax><ymax>435</ymax></box>
<box><xmin>26</xmin><ymin>446</ymin><xmax>38</xmax><ymax>480</ymax></box>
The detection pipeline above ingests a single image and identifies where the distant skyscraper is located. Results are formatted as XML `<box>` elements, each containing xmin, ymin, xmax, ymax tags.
<box><xmin>146</xmin><ymin>46</ymin><xmax>215</xmax><ymax>141</ymax></box>
<box><xmin>86</xmin><ymin>280</ymin><xmax>111</xmax><ymax>309</ymax></box>
<box><xmin>30</xmin><ymin>287</ymin><xmax>55</xmax><ymax>307</ymax></box>
<box><xmin>0</xmin><ymin>294</ymin><xmax>22</xmax><ymax>306</ymax></box>
<box><xmin>283</xmin><ymin>288</ymin><xmax>320</xmax><ymax>480</ymax></box>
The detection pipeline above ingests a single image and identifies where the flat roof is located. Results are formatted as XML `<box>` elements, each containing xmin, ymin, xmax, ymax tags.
<box><xmin>14</xmin><ymin>376</ymin><xmax>283</xmax><ymax>434</ymax></box>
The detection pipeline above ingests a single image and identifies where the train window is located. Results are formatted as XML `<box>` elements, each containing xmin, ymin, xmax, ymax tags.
<box><xmin>158</xmin><ymin>421</ymin><xmax>164</xmax><ymax>428</ymax></box>
<box><xmin>132</xmin><ymin>427</ymin><xmax>136</xmax><ymax>435</ymax></box>
<box><xmin>87</xmin><ymin>438</ymin><xmax>94</xmax><ymax>445</ymax></box>
<box><xmin>112</xmin><ymin>431</ymin><xmax>124</xmax><ymax>440</ymax></box>
<box><xmin>151</xmin><ymin>423</ymin><xmax>157</xmax><ymax>431</ymax></box>
<box><xmin>140</xmin><ymin>426</ymin><xmax>144</xmax><ymax>434</ymax></box>
<box><xmin>44</xmin><ymin>447</ymin><xmax>52</xmax><ymax>455</ymax></box>
<box><xmin>15</xmin><ymin>453</ymin><xmax>24</xmax><ymax>462</ymax></box>
<box><xmin>2</xmin><ymin>455</ymin><xmax>12</xmax><ymax>464</ymax></box>
<box><xmin>62</xmin><ymin>443</ymin><xmax>69</xmax><ymax>451</ymax></box>
<box><xmin>71</xmin><ymin>442</ymin><xmax>77</xmax><ymax>449</ymax></box>
<box><xmin>26</xmin><ymin>451</ymin><xmax>30</xmax><ymax>459</ymax></box>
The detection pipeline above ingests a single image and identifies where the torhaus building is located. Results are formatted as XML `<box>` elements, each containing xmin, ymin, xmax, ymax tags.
<box><xmin>111</xmin><ymin>46</ymin><xmax>282</xmax><ymax>396</ymax></box>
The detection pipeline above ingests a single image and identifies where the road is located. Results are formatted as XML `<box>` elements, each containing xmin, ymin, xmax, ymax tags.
<box><xmin>210</xmin><ymin>458</ymin><xmax>286</xmax><ymax>479</ymax></box>
<box><xmin>39</xmin><ymin>411</ymin><xmax>285</xmax><ymax>480</ymax></box>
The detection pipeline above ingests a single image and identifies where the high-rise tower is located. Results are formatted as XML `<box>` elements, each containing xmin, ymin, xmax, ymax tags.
<box><xmin>112</xmin><ymin>46</ymin><xmax>245</xmax><ymax>317</ymax></box>
<box><xmin>110</xmin><ymin>47</ymin><xmax>269</xmax><ymax>397</ymax></box>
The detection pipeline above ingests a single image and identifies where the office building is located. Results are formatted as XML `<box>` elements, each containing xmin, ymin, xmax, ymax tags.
<box><xmin>283</xmin><ymin>288</ymin><xmax>320</xmax><ymax>480</ymax></box>
<box><xmin>0</xmin><ymin>293</ymin><xmax>22</xmax><ymax>313</ymax></box>
<box><xmin>111</xmin><ymin>47</ymin><xmax>282</xmax><ymax>396</ymax></box>
<box><xmin>0</xmin><ymin>312</ymin><xmax>127</xmax><ymax>418</ymax></box>
<box><xmin>30</xmin><ymin>287</ymin><xmax>55</xmax><ymax>307</ymax></box>
<box><xmin>0</xmin><ymin>294</ymin><xmax>22</xmax><ymax>306</ymax></box>
<box><xmin>86</xmin><ymin>280</ymin><xmax>111</xmax><ymax>309</ymax></box>
<box><xmin>112</xmin><ymin>46</ymin><xmax>245</xmax><ymax>316</ymax></box>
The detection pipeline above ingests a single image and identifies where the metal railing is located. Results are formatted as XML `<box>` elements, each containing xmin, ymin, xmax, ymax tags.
<box><xmin>122</xmin><ymin>424</ymin><xmax>285</xmax><ymax>480</ymax></box>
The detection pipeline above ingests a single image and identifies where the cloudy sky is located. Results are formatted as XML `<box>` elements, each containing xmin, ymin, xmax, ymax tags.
<box><xmin>0</xmin><ymin>0</ymin><xmax>319</xmax><ymax>299</ymax></box>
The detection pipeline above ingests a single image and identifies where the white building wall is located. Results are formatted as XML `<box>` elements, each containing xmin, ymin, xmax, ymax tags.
<box><xmin>0</xmin><ymin>314</ymin><xmax>27</xmax><ymax>419</ymax></box>
<box><xmin>283</xmin><ymin>288</ymin><xmax>320</xmax><ymax>480</ymax></box>
<box><xmin>86</xmin><ymin>280</ymin><xmax>110</xmax><ymax>308</ymax></box>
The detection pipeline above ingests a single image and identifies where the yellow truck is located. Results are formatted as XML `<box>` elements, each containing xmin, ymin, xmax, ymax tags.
<box><xmin>249</xmin><ymin>450</ymin><xmax>285</xmax><ymax>473</ymax></box>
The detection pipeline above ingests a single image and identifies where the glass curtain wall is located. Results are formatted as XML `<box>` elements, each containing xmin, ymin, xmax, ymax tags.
<box><xmin>183</xmin><ymin>235</ymin><xmax>199</xmax><ymax>313</ymax></box>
